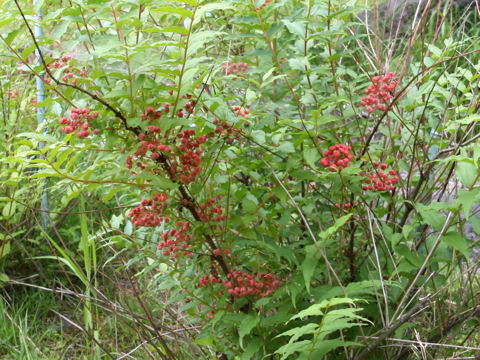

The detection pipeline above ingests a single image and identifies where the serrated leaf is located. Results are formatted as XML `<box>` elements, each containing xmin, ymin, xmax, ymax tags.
<box><xmin>276</xmin><ymin>323</ymin><xmax>318</xmax><ymax>342</ymax></box>
<box><xmin>275</xmin><ymin>340</ymin><xmax>311</xmax><ymax>360</ymax></box>
<box><xmin>289</xmin><ymin>298</ymin><xmax>355</xmax><ymax>322</ymax></box>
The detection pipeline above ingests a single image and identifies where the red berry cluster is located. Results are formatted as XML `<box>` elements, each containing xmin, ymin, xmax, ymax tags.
<box><xmin>126</xmin><ymin>154</ymin><xmax>149</xmax><ymax>172</ymax></box>
<box><xmin>223</xmin><ymin>270</ymin><xmax>280</xmax><ymax>298</ymax></box>
<box><xmin>170</xmin><ymin>129</ymin><xmax>207</xmax><ymax>185</ymax></box>
<box><xmin>133</xmin><ymin>131</ymin><xmax>172</xmax><ymax>161</ymax></box>
<box><xmin>197</xmin><ymin>270</ymin><xmax>280</xmax><ymax>298</ymax></box>
<box><xmin>61</xmin><ymin>54</ymin><xmax>72</xmax><ymax>63</ymax></box>
<box><xmin>125</xmin><ymin>96</ymin><xmax>246</xmax><ymax>187</ymax></box>
<box><xmin>140</xmin><ymin>104</ymin><xmax>168</xmax><ymax>122</ymax></box>
<box><xmin>6</xmin><ymin>89</ymin><xmax>19</xmax><ymax>98</ymax></box>
<box><xmin>212</xmin><ymin>118</ymin><xmax>243</xmax><ymax>143</ymax></box>
<box><xmin>61</xmin><ymin>71</ymin><xmax>75</xmax><ymax>83</ymax></box>
<box><xmin>360</xmin><ymin>162</ymin><xmax>399</xmax><ymax>192</ymax></box>
<box><xmin>129</xmin><ymin>193</ymin><xmax>169</xmax><ymax>227</ymax></box>
<box><xmin>257</xmin><ymin>0</ymin><xmax>273</xmax><ymax>10</ymax></box>
<box><xmin>212</xmin><ymin>248</ymin><xmax>230</xmax><ymax>256</ymax></box>
<box><xmin>360</xmin><ymin>72</ymin><xmax>396</xmax><ymax>112</ymax></box>
<box><xmin>320</xmin><ymin>144</ymin><xmax>353</xmax><ymax>172</ymax></box>
<box><xmin>223</xmin><ymin>62</ymin><xmax>248</xmax><ymax>76</ymax></box>
<box><xmin>59</xmin><ymin>108</ymin><xmax>99</xmax><ymax>138</ymax></box>
<box><xmin>334</xmin><ymin>201</ymin><xmax>356</xmax><ymax>209</ymax></box>
<box><xmin>157</xmin><ymin>221</ymin><xmax>194</xmax><ymax>258</ymax></box>
<box><xmin>197</xmin><ymin>197</ymin><xmax>225</xmax><ymax>223</ymax></box>
<box><xmin>44</xmin><ymin>54</ymin><xmax>87</xmax><ymax>86</ymax></box>
<box><xmin>182</xmin><ymin>100</ymin><xmax>196</xmax><ymax>115</ymax></box>
<box><xmin>233</xmin><ymin>105</ymin><xmax>249</xmax><ymax>118</ymax></box>
<box><xmin>198</xmin><ymin>274</ymin><xmax>222</xmax><ymax>290</ymax></box>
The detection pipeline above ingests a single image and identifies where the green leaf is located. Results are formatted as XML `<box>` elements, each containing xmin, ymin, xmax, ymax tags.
<box><xmin>276</xmin><ymin>323</ymin><xmax>318</xmax><ymax>342</ymax></box>
<box><xmin>17</xmin><ymin>132</ymin><xmax>58</xmax><ymax>144</ymax></box>
<box><xmin>0</xmin><ymin>242</ymin><xmax>11</xmax><ymax>258</ymax></box>
<box><xmin>441</xmin><ymin>231</ymin><xmax>468</xmax><ymax>258</ymax></box>
<box><xmin>193</xmin><ymin>336</ymin><xmax>214</xmax><ymax>346</ymax></box>
<box><xmin>309</xmin><ymin>339</ymin><xmax>359</xmax><ymax>358</ymax></box>
<box><xmin>289</xmin><ymin>298</ymin><xmax>355</xmax><ymax>322</ymax></box>
<box><xmin>282</xmin><ymin>20</ymin><xmax>305</xmax><ymax>37</ymax></box>
<box><xmin>238</xmin><ymin>315</ymin><xmax>259</xmax><ymax>348</ymax></box>
<box><xmin>251</xmin><ymin>130</ymin><xmax>266</xmax><ymax>145</ymax></box>
<box><xmin>319</xmin><ymin>213</ymin><xmax>353</xmax><ymax>240</ymax></box>
<box><xmin>160</xmin><ymin>26</ymin><xmax>189</xmax><ymax>35</ymax></box>
<box><xmin>302</xmin><ymin>245</ymin><xmax>320</xmax><ymax>294</ymax></box>
<box><xmin>456</xmin><ymin>158</ymin><xmax>478</xmax><ymax>188</ymax></box>
<box><xmin>152</xmin><ymin>6</ymin><xmax>193</xmax><ymax>18</ymax></box>
<box><xmin>240</xmin><ymin>337</ymin><xmax>262</xmax><ymax>360</ymax></box>
<box><xmin>454</xmin><ymin>188</ymin><xmax>480</xmax><ymax>219</ymax></box>
<box><xmin>242</xmin><ymin>193</ymin><xmax>258</xmax><ymax>213</ymax></box>
<box><xmin>416</xmin><ymin>203</ymin><xmax>447</xmax><ymax>231</ymax></box>
<box><xmin>303</xmin><ymin>147</ymin><xmax>320</xmax><ymax>168</ymax></box>
<box><xmin>195</xmin><ymin>2</ymin><xmax>235</xmax><ymax>22</ymax></box>
<box><xmin>275</xmin><ymin>340</ymin><xmax>311</xmax><ymax>360</ymax></box>
<box><xmin>0</xmin><ymin>273</ymin><xmax>9</xmax><ymax>283</ymax></box>
<box><xmin>277</xmin><ymin>141</ymin><xmax>295</xmax><ymax>154</ymax></box>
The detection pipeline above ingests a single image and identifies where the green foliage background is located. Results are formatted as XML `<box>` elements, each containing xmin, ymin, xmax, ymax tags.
<box><xmin>0</xmin><ymin>0</ymin><xmax>479</xmax><ymax>358</ymax></box>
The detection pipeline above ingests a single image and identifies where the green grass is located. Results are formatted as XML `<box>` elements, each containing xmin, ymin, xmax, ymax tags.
<box><xmin>0</xmin><ymin>289</ymin><xmax>61</xmax><ymax>359</ymax></box>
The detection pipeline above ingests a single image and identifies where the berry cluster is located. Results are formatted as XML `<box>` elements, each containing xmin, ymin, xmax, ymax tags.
<box><xmin>320</xmin><ymin>144</ymin><xmax>353</xmax><ymax>172</ymax></box>
<box><xmin>170</xmin><ymin>129</ymin><xmax>207</xmax><ymax>185</ymax></box>
<box><xmin>157</xmin><ymin>221</ymin><xmax>194</xmax><ymax>258</ymax></box>
<box><xmin>197</xmin><ymin>270</ymin><xmax>280</xmax><ymax>298</ymax></box>
<box><xmin>334</xmin><ymin>201</ymin><xmax>356</xmax><ymax>209</ymax></box>
<box><xmin>44</xmin><ymin>54</ymin><xmax>87</xmax><ymax>86</ymax></box>
<box><xmin>360</xmin><ymin>162</ymin><xmax>399</xmax><ymax>192</ymax></box>
<box><xmin>6</xmin><ymin>89</ymin><xmax>19</xmax><ymax>98</ymax></box>
<box><xmin>134</xmin><ymin>132</ymin><xmax>172</xmax><ymax>161</ymax></box>
<box><xmin>126</xmin><ymin>154</ymin><xmax>149</xmax><ymax>171</ymax></box>
<box><xmin>223</xmin><ymin>270</ymin><xmax>280</xmax><ymax>298</ymax></box>
<box><xmin>61</xmin><ymin>71</ymin><xmax>75</xmax><ymax>83</ymax></box>
<box><xmin>212</xmin><ymin>118</ymin><xmax>243</xmax><ymax>143</ymax></box>
<box><xmin>360</xmin><ymin>72</ymin><xmax>396</xmax><ymax>112</ymax></box>
<box><xmin>233</xmin><ymin>105</ymin><xmax>249</xmax><ymax>118</ymax></box>
<box><xmin>183</xmin><ymin>100</ymin><xmax>196</xmax><ymax>115</ymax></box>
<box><xmin>129</xmin><ymin>193</ymin><xmax>169</xmax><ymax>227</ymax></box>
<box><xmin>61</xmin><ymin>54</ymin><xmax>72</xmax><ymax>63</ymax></box>
<box><xmin>59</xmin><ymin>108</ymin><xmax>99</xmax><ymax>138</ymax></box>
<box><xmin>140</xmin><ymin>104</ymin><xmax>168</xmax><ymax>122</ymax></box>
<box><xmin>212</xmin><ymin>248</ymin><xmax>230</xmax><ymax>256</ymax></box>
<box><xmin>198</xmin><ymin>274</ymin><xmax>222</xmax><ymax>288</ymax></box>
<box><xmin>197</xmin><ymin>197</ymin><xmax>225</xmax><ymax>223</ymax></box>
<box><xmin>223</xmin><ymin>62</ymin><xmax>248</xmax><ymax>76</ymax></box>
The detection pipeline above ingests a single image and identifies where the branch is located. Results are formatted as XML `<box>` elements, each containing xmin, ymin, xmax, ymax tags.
<box><xmin>354</xmin><ymin>294</ymin><xmax>433</xmax><ymax>360</ymax></box>
<box><xmin>14</xmin><ymin>0</ymin><xmax>135</xmax><ymax>132</ymax></box>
